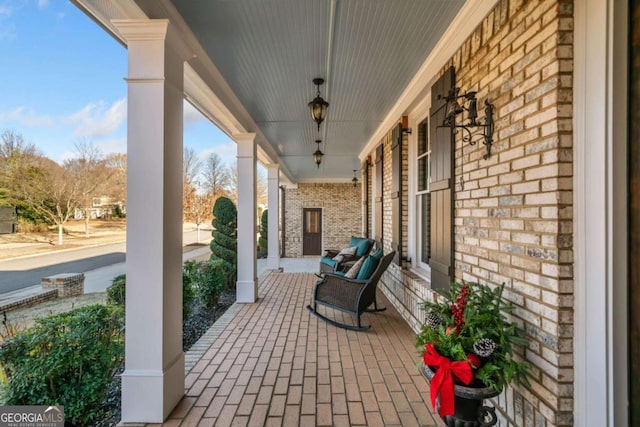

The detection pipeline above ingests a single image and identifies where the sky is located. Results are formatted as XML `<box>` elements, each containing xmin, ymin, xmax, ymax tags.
<box><xmin>0</xmin><ymin>0</ymin><xmax>237</xmax><ymax>167</ymax></box>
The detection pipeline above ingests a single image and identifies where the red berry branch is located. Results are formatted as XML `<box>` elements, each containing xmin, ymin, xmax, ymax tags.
<box><xmin>450</xmin><ymin>284</ymin><xmax>469</xmax><ymax>333</ymax></box>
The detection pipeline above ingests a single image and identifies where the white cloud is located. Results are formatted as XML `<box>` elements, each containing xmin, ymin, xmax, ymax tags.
<box><xmin>198</xmin><ymin>142</ymin><xmax>237</xmax><ymax>167</ymax></box>
<box><xmin>0</xmin><ymin>106</ymin><xmax>54</xmax><ymax>127</ymax></box>
<box><xmin>97</xmin><ymin>137</ymin><xmax>126</xmax><ymax>155</ymax></box>
<box><xmin>57</xmin><ymin>150</ymin><xmax>76</xmax><ymax>164</ymax></box>
<box><xmin>0</xmin><ymin>26</ymin><xmax>15</xmax><ymax>40</ymax></box>
<box><xmin>54</xmin><ymin>137</ymin><xmax>125</xmax><ymax>164</ymax></box>
<box><xmin>0</xmin><ymin>4</ymin><xmax>12</xmax><ymax>18</ymax></box>
<box><xmin>184</xmin><ymin>100</ymin><xmax>206</xmax><ymax>127</ymax></box>
<box><xmin>66</xmin><ymin>98</ymin><xmax>126</xmax><ymax>138</ymax></box>
<box><xmin>37</xmin><ymin>0</ymin><xmax>48</xmax><ymax>9</ymax></box>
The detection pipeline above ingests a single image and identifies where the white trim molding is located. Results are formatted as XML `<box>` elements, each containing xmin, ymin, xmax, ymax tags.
<box><xmin>573</xmin><ymin>0</ymin><xmax>628</xmax><ymax>426</ymax></box>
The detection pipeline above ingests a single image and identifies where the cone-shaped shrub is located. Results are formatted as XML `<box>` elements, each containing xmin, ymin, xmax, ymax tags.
<box><xmin>209</xmin><ymin>196</ymin><xmax>237</xmax><ymax>283</ymax></box>
<box><xmin>258</xmin><ymin>209</ymin><xmax>268</xmax><ymax>257</ymax></box>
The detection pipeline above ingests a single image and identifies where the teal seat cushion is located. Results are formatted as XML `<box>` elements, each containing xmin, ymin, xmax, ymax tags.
<box><xmin>333</xmin><ymin>271</ymin><xmax>346</xmax><ymax>277</ymax></box>
<box><xmin>356</xmin><ymin>255</ymin><xmax>380</xmax><ymax>280</ymax></box>
<box><xmin>320</xmin><ymin>257</ymin><xmax>337</xmax><ymax>268</ymax></box>
<box><xmin>370</xmin><ymin>248</ymin><xmax>383</xmax><ymax>260</ymax></box>
<box><xmin>349</xmin><ymin>236</ymin><xmax>371</xmax><ymax>257</ymax></box>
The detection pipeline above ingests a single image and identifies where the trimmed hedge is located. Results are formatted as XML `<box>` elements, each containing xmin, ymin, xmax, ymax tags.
<box><xmin>258</xmin><ymin>209</ymin><xmax>268</xmax><ymax>257</ymax></box>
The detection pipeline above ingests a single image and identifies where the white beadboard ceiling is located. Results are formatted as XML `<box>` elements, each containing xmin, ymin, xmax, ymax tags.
<box><xmin>169</xmin><ymin>0</ymin><xmax>465</xmax><ymax>182</ymax></box>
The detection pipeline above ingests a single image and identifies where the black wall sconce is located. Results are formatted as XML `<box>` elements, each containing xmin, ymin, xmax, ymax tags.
<box><xmin>308</xmin><ymin>78</ymin><xmax>329</xmax><ymax>132</ymax></box>
<box><xmin>440</xmin><ymin>87</ymin><xmax>494</xmax><ymax>160</ymax></box>
<box><xmin>313</xmin><ymin>139</ymin><xmax>324</xmax><ymax>168</ymax></box>
<box><xmin>352</xmin><ymin>170</ymin><xmax>358</xmax><ymax>187</ymax></box>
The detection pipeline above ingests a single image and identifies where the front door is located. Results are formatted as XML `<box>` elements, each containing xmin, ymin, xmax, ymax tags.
<box><xmin>302</xmin><ymin>208</ymin><xmax>322</xmax><ymax>255</ymax></box>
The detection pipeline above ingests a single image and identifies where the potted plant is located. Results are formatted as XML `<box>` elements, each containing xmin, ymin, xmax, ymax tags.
<box><xmin>416</xmin><ymin>281</ymin><xmax>529</xmax><ymax>427</ymax></box>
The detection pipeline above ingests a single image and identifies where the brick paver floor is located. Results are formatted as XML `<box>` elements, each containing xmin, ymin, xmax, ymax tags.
<box><xmin>150</xmin><ymin>271</ymin><xmax>442</xmax><ymax>426</ymax></box>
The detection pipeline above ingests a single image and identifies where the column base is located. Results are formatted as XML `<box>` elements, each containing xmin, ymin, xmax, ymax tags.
<box><xmin>121</xmin><ymin>353</ymin><xmax>185</xmax><ymax>423</ymax></box>
<box><xmin>237</xmin><ymin>279</ymin><xmax>258</xmax><ymax>303</ymax></box>
<box><xmin>267</xmin><ymin>255</ymin><xmax>280</xmax><ymax>271</ymax></box>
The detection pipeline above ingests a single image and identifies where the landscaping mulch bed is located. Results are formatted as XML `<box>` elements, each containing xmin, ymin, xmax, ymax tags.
<box><xmin>95</xmin><ymin>289</ymin><xmax>237</xmax><ymax>427</ymax></box>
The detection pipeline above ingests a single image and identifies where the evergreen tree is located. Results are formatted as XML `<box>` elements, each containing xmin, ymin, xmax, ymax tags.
<box><xmin>258</xmin><ymin>209</ymin><xmax>268</xmax><ymax>257</ymax></box>
<box><xmin>209</xmin><ymin>196</ymin><xmax>237</xmax><ymax>284</ymax></box>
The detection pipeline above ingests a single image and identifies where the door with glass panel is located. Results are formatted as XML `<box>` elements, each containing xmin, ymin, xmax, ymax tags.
<box><xmin>302</xmin><ymin>208</ymin><xmax>322</xmax><ymax>255</ymax></box>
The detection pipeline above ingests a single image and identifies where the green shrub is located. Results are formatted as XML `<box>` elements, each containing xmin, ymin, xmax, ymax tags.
<box><xmin>107</xmin><ymin>271</ymin><xmax>194</xmax><ymax>321</ymax></box>
<box><xmin>113</xmin><ymin>205</ymin><xmax>125</xmax><ymax>218</ymax></box>
<box><xmin>0</xmin><ymin>305</ymin><xmax>124</xmax><ymax>426</ymax></box>
<box><xmin>182</xmin><ymin>262</ymin><xmax>198</xmax><ymax>318</ymax></box>
<box><xmin>199</xmin><ymin>259</ymin><xmax>228</xmax><ymax>309</ymax></box>
<box><xmin>209</xmin><ymin>197</ymin><xmax>237</xmax><ymax>285</ymax></box>
<box><xmin>182</xmin><ymin>259</ymin><xmax>227</xmax><ymax>310</ymax></box>
<box><xmin>258</xmin><ymin>209</ymin><xmax>268</xmax><ymax>257</ymax></box>
<box><xmin>106</xmin><ymin>274</ymin><xmax>126</xmax><ymax>306</ymax></box>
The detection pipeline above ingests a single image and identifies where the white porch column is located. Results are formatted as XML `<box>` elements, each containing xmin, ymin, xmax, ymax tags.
<box><xmin>236</xmin><ymin>133</ymin><xmax>258</xmax><ymax>302</ymax></box>
<box><xmin>266</xmin><ymin>163</ymin><xmax>280</xmax><ymax>270</ymax></box>
<box><xmin>113</xmin><ymin>19</ymin><xmax>189</xmax><ymax>423</ymax></box>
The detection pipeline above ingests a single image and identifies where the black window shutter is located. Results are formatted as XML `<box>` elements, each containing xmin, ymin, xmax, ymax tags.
<box><xmin>429</xmin><ymin>66</ymin><xmax>455</xmax><ymax>292</ymax></box>
<box><xmin>391</xmin><ymin>123</ymin><xmax>403</xmax><ymax>265</ymax></box>
<box><xmin>375</xmin><ymin>145</ymin><xmax>384</xmax><ymax>243</ymax></box>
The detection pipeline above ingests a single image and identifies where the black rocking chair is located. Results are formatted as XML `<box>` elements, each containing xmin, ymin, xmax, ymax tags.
<box><xmin>307</xmin><ymin>251</ymin><xmax>395</xmax><ymax>331</ymax></box>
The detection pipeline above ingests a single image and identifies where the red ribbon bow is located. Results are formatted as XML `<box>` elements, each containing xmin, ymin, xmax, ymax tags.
<box><xmin>423</xmin><ymin>343</ymin><xmax>474</xmax><ymax>416</ymax></box>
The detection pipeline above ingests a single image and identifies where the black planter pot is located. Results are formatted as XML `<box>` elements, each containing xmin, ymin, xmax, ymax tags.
<box><xmin>421</xmin><ymin>365</ymin><xmax>500</xmax><ymax>427</ymax></box>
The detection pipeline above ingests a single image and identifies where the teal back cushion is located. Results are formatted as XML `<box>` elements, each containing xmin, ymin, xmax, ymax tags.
<box><xmin>349</xmin><ymin>236</ymin><xmax>371</xmax><ymax>257</ymax></box>
<box><xmin>356</xmin><ymin>255</ymin><xmax>380</xmax><ymax>280</ymax></box>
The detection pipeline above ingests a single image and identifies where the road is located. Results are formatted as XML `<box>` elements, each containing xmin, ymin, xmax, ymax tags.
<box><xmin>0</xmin><ymin>229</ymin><xmax>210</xmax><ymax>294</ymax></box>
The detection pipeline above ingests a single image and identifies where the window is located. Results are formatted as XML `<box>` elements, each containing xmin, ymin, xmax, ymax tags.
<box><xmin>416</xmin><ymin>118</ymin><xmax>431</xmax><ymax>268</ymax></box>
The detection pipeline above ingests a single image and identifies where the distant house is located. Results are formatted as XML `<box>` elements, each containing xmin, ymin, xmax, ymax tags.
<box><xmin>74</xmin><ymin>196</ymin><xmax>125</xmax><ymax>220</ymax></box>
<box><xmin>0</xmin><ymin>206</ymin><xmax>17</xmax><ymax>234</ymax></box>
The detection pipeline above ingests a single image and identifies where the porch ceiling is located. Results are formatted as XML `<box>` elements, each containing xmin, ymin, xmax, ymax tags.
<box><xmin>168</xmin><ymin>0</ymin><xmax>465</xmax><ymax>182</ymax></box>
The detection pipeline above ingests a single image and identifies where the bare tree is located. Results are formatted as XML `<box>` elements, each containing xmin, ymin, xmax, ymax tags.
<box><xmin>225</xmin><ymin>162</ymin><xmax>238</xmax><ymax>203</ymax></box>
<box><xmin>183</xmin><ymin>181</ymin><xmax>214</xmax><ymax>243</ymax></box>
<box><xmin>202</xmin><ymin>152</ymin><xmax>230</xmax><ymax>197</ymax></box>
<box><xmin>0</xmin><ymin>130</ymin><xmax>38</xmax><ymax>159</ymax></box>
<box><xmin>223</xmin><ymin>162</ymin><xmax>266</xmax><ymax>211</ymax></box>
<box><xmin>256</xmin><ymin>168</ymin><xmax>268</xmax><ymax>207</ymax></box>
<box><xmin>15</xmin><ymin>156</ymin><xmax>81</xmax><ymax>245</ymax></box>
<box><xmin>0</xmin><ymin>130</ymin><xmax>45</xmax><ymax>222</ymax></box>
<box><xmin>0</xmin><ymin>130</ymin><xmax>39</xmax><ymax>193</ymax></box>
<box><xmin>105</xmin><ymin>153</ymin><xmax>127</xmax><ymax>208</ymax></box>
<box><xmin>65</xmin><ymin>141</ymin><xmax>112</xmax><ymax>235</ymax></box>
<box><xmin>183</xmin><ymin>146</ymin><xmax>202</xmax><ymax>188</ymax></box>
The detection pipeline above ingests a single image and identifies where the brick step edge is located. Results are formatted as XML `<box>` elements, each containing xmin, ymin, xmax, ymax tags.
<box><xmin>0</xmin><ymin>289</ymin><xmax>58</xmax><ymax>313</ymax></box>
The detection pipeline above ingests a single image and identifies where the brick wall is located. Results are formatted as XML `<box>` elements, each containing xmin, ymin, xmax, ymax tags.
<box><xmin>371</xmin><ymin>1</ymin><xmax>574</xmax><ymax>426</ymax></box>
<box><xmin>283</xmin><ymin>183</ymin><xmax>362</xmax><ymax>257</ymax></box>
<box><xmin>42</xmin><ymin>273</ymin><xmax>85</xmax><ymax>297</ymax></box>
